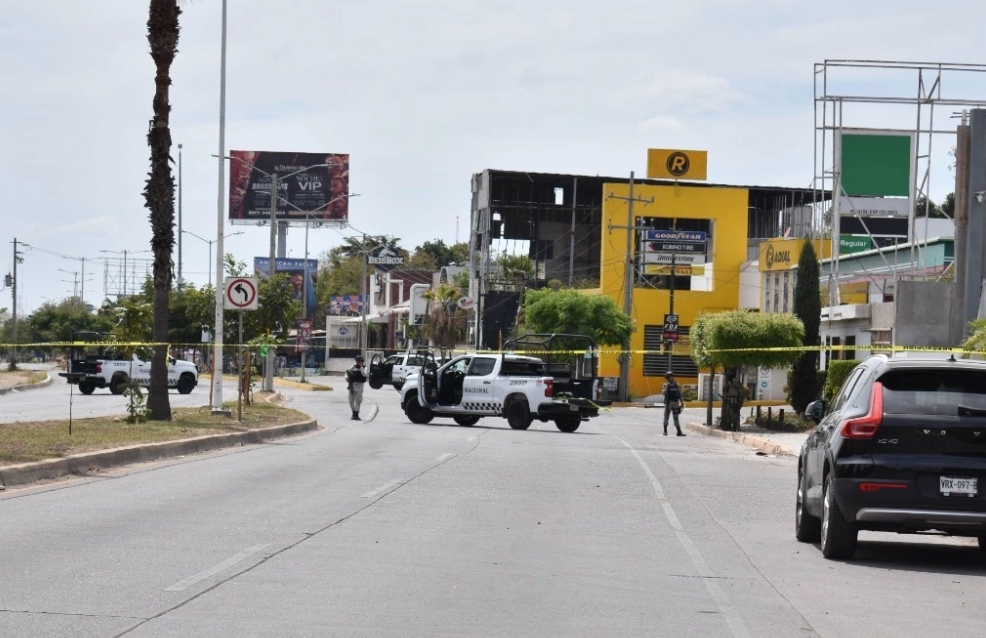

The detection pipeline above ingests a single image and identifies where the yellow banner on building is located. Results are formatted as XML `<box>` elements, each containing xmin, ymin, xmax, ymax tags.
<box><xmin>758</xmin><ymin>238</ymin><xmax>832</xmax><ymax>272</ymax></box>
<box><xmin>646</xmin><ymin>149</ymin><xmax>708</xmax><ymax>181</ymax></box>
<box><xmin>644</xmin><ymin>264</ymin><xmax>704</xmax><ymax>276</ymax></box>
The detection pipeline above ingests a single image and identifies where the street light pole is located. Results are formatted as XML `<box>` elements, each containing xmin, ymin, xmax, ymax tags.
<box><xmin>212</xmin><ymin>0</ymin><xmax>229</xmax><ymax>416</ymax></box>
<box><xmin>178</xmin><ymin>143</ymin><xmax>183</xmax><ymax>289</ymax></box>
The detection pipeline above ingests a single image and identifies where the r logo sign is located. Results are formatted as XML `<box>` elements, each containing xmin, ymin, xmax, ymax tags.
<box><xmin>647</xmin><ymin>148</ymin><xmax>708</xmax><ymax>180</ymax></box>
<box><xmin>666</xmin><ymin>152</ymin><xmax>690</xmax><ymax>177</ymax></box>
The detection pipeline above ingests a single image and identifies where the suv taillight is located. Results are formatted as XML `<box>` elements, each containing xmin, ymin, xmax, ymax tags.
<box><xmin>544</xmin><ymin>378</ymin><xmax>553</xmax><ymax>398</ymax></box>
<box><xmin>840</xmin><ymin>381</ymin><xmax>883</xmax><ymax>439</ymax></box>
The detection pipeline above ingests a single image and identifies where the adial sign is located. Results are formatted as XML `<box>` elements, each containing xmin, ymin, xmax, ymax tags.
<box><xmin>840</xmin><ymin>235</ymin><xmax>873</xmax><ymax>254</ymax></box>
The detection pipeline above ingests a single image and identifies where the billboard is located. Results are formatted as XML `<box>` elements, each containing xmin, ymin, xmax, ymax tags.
<box><xmin>229</xmin><ymin>150</ymin><xmax>350</xmax><ymax>224</ymax></box>
<box><xmin>329</xmin><ymin>295</ymin><xmax>365</xmax><ymax>316</ymax></box>
<box><xmin>253</xmin><ymin>257</ymin><xmax>318</xmax><ymax>318</ymax></box>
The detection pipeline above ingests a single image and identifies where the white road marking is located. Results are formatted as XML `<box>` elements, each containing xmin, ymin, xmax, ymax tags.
<box><xmin>361</xmin><ymin>478</ymin><xmax>402</xmax><ymax>499</ymax></box>
<box><xmin>437</xmin><ymin>453</ymin><xmax>455</xmax><ymax>462</ymax></box>
<box><xmin>165</xmin><ymin>544</ymin><xmax>268</xmax><ymax>592</ymax></box>
<box><xmin>608</xmin><ymin>433</ymin><xmax>753</xmax><ymax>638</ymax></box>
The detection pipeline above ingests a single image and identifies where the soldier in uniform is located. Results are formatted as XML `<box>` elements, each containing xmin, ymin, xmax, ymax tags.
<box><xmin>661</xmin><ymin>371</ymin><xmax>685</xmax><ymax>437</ymax></box>
<box><xmin>346</xmin><ymin>355</ymin><xmax>368</xmax><ymax>420</ymax></box>
<box><xmin>722</xmin><ymin>368</ymin><xmax>745</xmax><ymax>431</ymax></box>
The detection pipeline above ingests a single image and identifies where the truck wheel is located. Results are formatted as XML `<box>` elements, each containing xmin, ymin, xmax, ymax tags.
<box><xmin>405</xmin><ymin>396</ymin><xmax>434</xmax><ymax>424</ymax></box>
<box><xmin>177</xmin><ymin>373</ymin><xmax>196</xmax><ymax>395</ymax></box>
<box><xmin>554</xmin><ymin>414</ymin><xmax>582</xmax><ymax>433</ymax></box>
<box><xmin>78</xmin><ymin>379</ymin><xmax>96</xmax><ymax>395</ymax></box>
<box><xmin>110</xmin><ymin>374</ymin><xmax>129</xmax><ymax>395</ymax></box>
<box><xmin>454</xmin><ymin>415</ymin><xmax>480</xmax><ymax>427</ymax></box>
<box><xmin>506</xmin><ymin>400</ymin><xmax>533</xmax><ymax>430</ymax></box>
<box><xmin>369</xmin><ymin>379</ymin><xmax>384</xmax><ymax>390</ymax></box>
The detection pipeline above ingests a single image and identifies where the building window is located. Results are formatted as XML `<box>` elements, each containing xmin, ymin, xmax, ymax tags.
<box><xmin>845</xmin><ymin>335</ymin><xmax>856</xmax><ymax>360</ymax></box>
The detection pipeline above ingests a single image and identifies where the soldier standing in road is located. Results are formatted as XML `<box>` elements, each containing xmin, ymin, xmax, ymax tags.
<box><xmin>661</xmin><ymin>371</ymin><xmax>685</xmax><ymax>437</ymax></box>
<box><xmin>346</xmin><ymin>355</ymin><xmax>367</xmax><ymax>420</ymax></box>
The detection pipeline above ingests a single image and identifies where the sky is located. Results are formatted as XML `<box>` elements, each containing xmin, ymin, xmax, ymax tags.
<box><xmin>2</xmin><ymin>0</ymin><xmax>986</xmax><ymax>315</ymax></box>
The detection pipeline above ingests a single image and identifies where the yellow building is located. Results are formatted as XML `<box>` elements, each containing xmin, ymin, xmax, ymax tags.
<box><xmin>469</xmin><ymin>169</ymin><xmax>821</xmax><ymax>400</ymax></box>
<box><xmin>596</xmin><ymin>182</ymin><xmax>750</xmax><ymax>399</ymax></box>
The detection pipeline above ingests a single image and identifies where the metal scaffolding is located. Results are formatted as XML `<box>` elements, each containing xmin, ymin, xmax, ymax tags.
<box><xmin>813</xmin><ymin>59</ymin><xmax>986</xmax><ymax>304</ymax></box>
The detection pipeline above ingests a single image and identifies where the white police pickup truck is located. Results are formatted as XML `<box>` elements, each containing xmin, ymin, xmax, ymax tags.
<box><xmin>399</xmin><ymin>353</ymin><xmax>601</xmax><ymax>432</ymax></box>
<box><xmin>368</xmin><ymin>351</ymin><xmax>431</xmax><ymax>391</ymax></box>
<box><xmin>73</xmin><ymin>354</ymin><xmax>199</xmax><ymax>395</ymax></box>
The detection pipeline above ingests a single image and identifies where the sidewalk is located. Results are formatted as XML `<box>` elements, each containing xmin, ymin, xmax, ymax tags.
<box><xmin>638</xmin><ymin>395</ymin><xmax>809</xmax><ymax>457</ymax></box>
<box><xmin>684</xmin><ymin>420</ymin><xmax>808</xmax><ymax>457</ymax></box>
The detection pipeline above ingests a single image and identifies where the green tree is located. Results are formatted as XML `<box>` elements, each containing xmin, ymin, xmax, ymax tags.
<box><xmin>520</xmin><ymin>288</ymin><xmax>633</xmax><ymax>346</ymax></box>
<box><xmin>143</xmin><ymin>0</ymin><xmax>182</xmax><ymax>420</ymax></box>
<box><xmin>407</xmin><ymin>251</ymin><xmax>438</xmax><ymax>270</ymax></box>
<box><xmin>413</xmin><ymin>239</ymin><xmax>454</xmax><ymax>268</ymax></box>
<box><xmin>941</xmin><ymin>192</ymin><xmax>955</xmax><ymax>218</ymax></box>
<box><xmin>24</xmin><ymin>298</ymin><xmax>114</xmax><ymax>346</ymax></box>
<box><xmin>690</xmin><ymin>310</ymin><xmax>805</xmax><ymax>428</ymax></box>
<box><xmin>450</xmin><ymin>242</ymin><xmax>470</xmax><ymax>265</ymax></box>
<box><xmin>789</xmin><ymin>241</ymin><xmax>823</xmax><ymax>413</ymax></box>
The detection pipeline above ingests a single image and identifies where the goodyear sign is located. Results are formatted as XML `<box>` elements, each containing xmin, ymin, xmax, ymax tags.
<box><xmin>646</xmin><ymin>149</ymin><xmax>708</xmax><ymax>181</ymax></box>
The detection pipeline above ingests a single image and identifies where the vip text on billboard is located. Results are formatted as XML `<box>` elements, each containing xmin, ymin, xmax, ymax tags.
<box><xmin>229</xmin><ymin>151</ymin><xmax>350</xmax><ymax>224</ymax></box>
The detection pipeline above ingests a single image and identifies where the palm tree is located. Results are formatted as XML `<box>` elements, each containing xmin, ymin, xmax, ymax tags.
<box><xmin>421</xmin><ymin>283</ymin><xmax>468</xmax><ymax>361</ymax></box>
<box><xmin>143</xmin><ymin>0</ymin><xmax>181</xmax><ymax>420</ymax></box>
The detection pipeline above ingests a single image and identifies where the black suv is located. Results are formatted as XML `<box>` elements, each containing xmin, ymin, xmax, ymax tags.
<box><xmin>797</xmin><ymin>354</ymin><xmax>986</xmax><ymax>559</ymax></box>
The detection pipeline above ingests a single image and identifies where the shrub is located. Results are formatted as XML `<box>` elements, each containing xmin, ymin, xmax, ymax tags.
<box><xmin>823</xmin><ymin>359</ymin><xmax>861</xmax><ymax>401</ymax></box>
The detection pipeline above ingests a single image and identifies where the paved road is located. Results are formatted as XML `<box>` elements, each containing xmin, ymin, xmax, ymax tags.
<box><xmin>1</xmin><ymin>384</ymin><xmax>984</xmax><ymax>637</ymax></box>
<box><xmin>0</xmin><ymin>370</ymin><xmax>244</xmax><ymax>424</ymax></box>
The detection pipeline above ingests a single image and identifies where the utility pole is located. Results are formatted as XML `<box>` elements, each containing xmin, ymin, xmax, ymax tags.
<box><xmin>361</xmin><ymin>233</ymin><xmax>368</xmax><ymax>357</ymax></box>
<box><xmin>606</xmin><ymin>172</ymin><xmax>653</xmax><ymax>402</ymax></box>
<box><xmin>9</xmin><ymin>238</ymin><xmax>24</xmax><ymax>370</ymax></box>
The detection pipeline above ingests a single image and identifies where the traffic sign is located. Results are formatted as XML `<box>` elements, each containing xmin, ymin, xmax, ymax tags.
<box><xmin>224</xmin><ymin>277</ymin><xmax>259</xmax><ymax>310</ymax></box>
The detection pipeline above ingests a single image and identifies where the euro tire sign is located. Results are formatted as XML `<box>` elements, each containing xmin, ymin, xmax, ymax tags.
<box><xmin>663</xmin><ymin>313</ymin><xmax>679</xmax><ymax>342</ymax></box>
<box><xmin>224</xmin><ymin>277</ymin><xmax>259</xmax><ymax>310</ymax></box>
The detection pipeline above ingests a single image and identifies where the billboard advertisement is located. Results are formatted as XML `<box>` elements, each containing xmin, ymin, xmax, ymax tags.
<box><xmin>229</xmin><ymin>150</ymin><xmax>350</xmax><ymax>224</ymax></box>
<box><xmin>253</xmin><ymin>257</ymin><xmax>318</xmax><ymax>318</ymax></box>
<box><xmin>329</xmin><ymin>295</ymin><xmax>365</xmax><ymax>316</ymax></box>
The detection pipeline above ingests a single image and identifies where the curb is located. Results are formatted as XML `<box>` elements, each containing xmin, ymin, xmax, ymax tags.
<box><xmin>685</xmin><ymin>421</ymin><xmax>796</xmax><ymax>457</ymax></box>
<box><xmin>0</xmin><ymin>373</ymin><xmax>56</xmax><ymax>395</ymax></box>
<box><xmin>0</xmin><ymin>420</ymin><xmax>319</xmax><ymax>489</ymax></box>
<box><xmin>200</xmin><ymin>374</ymin><xmax>334</xmax><ymax>392</ymax></box>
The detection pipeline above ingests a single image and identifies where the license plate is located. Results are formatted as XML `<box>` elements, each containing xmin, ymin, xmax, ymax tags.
<box><xmin>569</xmin><ymin>404</ymin><xmax>579</xmax><ymax>412</ymax></box>
<box><xmin>940</xmin><ymin>476</ymin><xmax>978</xmax><ymax>497</ymax></box>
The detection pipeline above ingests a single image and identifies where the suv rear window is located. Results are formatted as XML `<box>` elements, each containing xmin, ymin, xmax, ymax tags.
<box><xmin>881</xmin><ymin>369</ymin><xmax>986</xmax><ymax>415</ymax></box>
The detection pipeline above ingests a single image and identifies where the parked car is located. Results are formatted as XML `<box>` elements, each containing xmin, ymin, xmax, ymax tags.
<box><xmin>797</xmin><ymin>354</ymin><xmax>986</xmax><ymax>559</ymax></box>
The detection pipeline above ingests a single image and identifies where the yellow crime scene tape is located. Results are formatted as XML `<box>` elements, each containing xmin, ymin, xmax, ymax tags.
<box><xmin>0</xmin><ymin>342</ymin><xmax>980</xmax><ymax>356</ymax></box>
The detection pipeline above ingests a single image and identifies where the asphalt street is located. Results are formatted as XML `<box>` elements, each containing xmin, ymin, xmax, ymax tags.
<box><xmin>1</xmin><ymin>377</ymin><xmax>984</xmax><ymax>637</ymax></box>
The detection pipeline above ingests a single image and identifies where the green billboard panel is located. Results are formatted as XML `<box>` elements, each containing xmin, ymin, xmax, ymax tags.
<box><xmin>840</xmin><ymin>235</ymin><xmax>873</xmax><ymax>254</ymax></box>
<box><xmin>840</xmin><ymin>133</ymin><xmax>912</xmax><ymax>197</ymax></box>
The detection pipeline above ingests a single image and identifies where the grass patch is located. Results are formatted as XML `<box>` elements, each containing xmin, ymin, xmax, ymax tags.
<box><xmin>0</xmin><ymin>401</ymin><xmax>311</xmax><ymax>466</ymax></box>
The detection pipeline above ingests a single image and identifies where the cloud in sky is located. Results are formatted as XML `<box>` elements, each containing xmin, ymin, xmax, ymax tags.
<box><xmin>2</xmin><ymin>0</ymin><xmax>986</xmax><ymax>314</ymax></box>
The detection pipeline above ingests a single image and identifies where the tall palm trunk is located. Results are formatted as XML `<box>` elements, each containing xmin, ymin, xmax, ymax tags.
<box><xmin>144</xmin><ymin>0</ymin><xmax>181</xmax><ymax>420</ymax></box>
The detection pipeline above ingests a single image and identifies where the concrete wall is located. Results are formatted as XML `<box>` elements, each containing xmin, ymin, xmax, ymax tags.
<box><xmin>894</xmin><ymin>280</ymin><xmax>953</xmax><ymax>347</ymax></box>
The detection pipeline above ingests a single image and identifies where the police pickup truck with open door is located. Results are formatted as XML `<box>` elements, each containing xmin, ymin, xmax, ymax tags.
<box><xmin>399</xmin><ymin>351</ymin><xmax>603</xmax><ymax>432</ymax></box>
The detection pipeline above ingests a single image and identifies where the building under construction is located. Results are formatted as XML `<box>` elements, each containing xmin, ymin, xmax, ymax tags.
<box><xmin>468</xmin><ymin>168</ymin><xmax>820</xmax><ymax>352</ymax></box>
